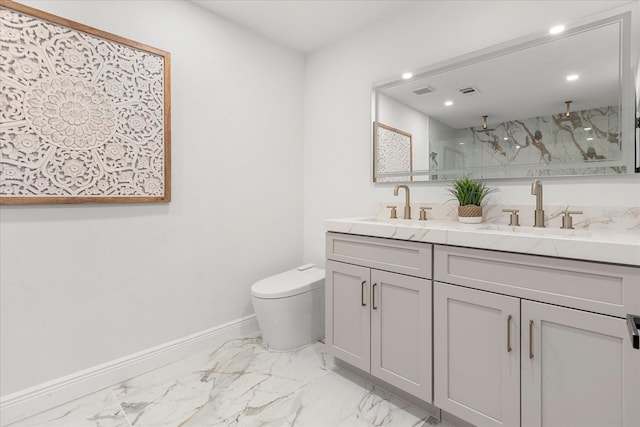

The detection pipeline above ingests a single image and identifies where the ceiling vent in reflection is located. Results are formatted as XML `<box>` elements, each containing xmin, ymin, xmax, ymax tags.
<box><xmin>459</xmin><ymin>86</ymin><xmax>480</xmax><ymax>95</ymax></box>
<box><xmin>412</xmin><ymin>85</ymin><xmax>435</xmax><ymax>95</ymax></box>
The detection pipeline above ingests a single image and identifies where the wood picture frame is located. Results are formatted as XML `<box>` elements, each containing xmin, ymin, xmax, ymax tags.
<box><xmin>0</xmin><ymin>0</ymin><xmax>171</xmax><ymax>204</ymax></box>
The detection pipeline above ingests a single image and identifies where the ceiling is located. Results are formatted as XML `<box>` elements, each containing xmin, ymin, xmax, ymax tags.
<box><xmin>191</xmin><ymin>0</ymin><xmax>415</xmax><ymax>53</ymax></box>
<box><xmin>380</xmin><ymin>20</ymin><xmax>621</xmax><ymax>129</ymax></box>
<box><xmin>191</xmin><ymin>1</ymin><xmax>626</xmax><ymax>129</ymax></box>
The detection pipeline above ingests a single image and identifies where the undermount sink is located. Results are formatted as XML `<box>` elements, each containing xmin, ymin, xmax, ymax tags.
<box><xmin>339</xmin><ymin>217</ymin><xmax>595</xmax><ymax>238</ymax></box>
<box><xmin>474</xmin><ymin>223</ymin><xmax>593</xmax><ymax>238</ymax></box>
<box><xmin>350</xmin><ymin>217</ymin><xmax>457</xmax><ymax>228</ymax></box>
<box><xmin>354</xmin><ymin>217</ymin><xmax>423</xmax><ymax>224</ymax></box>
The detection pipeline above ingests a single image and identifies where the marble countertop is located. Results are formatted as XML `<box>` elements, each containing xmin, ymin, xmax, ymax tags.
<box><xmin>325</xmin><ymin>214</ymin><xmax>640</xmax><ymax>267</ymax></box>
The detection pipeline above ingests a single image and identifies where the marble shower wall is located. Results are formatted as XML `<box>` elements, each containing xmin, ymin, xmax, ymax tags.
<box><xmin>430</xmin><ymin>105</ymin><xmax>622</xmax><ymax>179</ymax></box>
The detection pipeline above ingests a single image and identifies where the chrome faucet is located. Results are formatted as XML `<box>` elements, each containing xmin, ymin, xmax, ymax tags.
<box><xmin>393</xmin><ymin>184</ymin><xmax>411</xmax><ymax>219</ymax></box>
<box><xmin>531</xmin><ymin>179</ymin><xmax>545</xmax><ymax>227</ymax></box>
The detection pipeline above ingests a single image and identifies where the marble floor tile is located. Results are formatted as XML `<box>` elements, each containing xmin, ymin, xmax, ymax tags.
<box><xmin>9</xmin><ymin>389</ymin><xmax>128</xmax><ymax>427</ymax></box>
<box><xmin>10</xmin><ymin>337</ymin><xmax>451</xmax><ymax>427</ymax></box>
<box><xmin>288</xmin><ymin>368</ymin><xmax>434</xmax><ymax>427</ymax></box>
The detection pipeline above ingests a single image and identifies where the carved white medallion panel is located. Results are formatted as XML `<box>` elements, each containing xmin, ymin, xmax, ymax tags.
<box><xmin>375</xmin><ymin>123</ymin><xmax>412</xmax><ymax>183</ymax></box>
<box><xmin>0</xmin><ymin>4</ymin><xmax>169</xmax><ymax>201</ymax></box>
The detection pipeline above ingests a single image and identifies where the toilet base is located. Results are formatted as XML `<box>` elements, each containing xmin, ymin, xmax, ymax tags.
<box><xmin>252</xmin><ymin>287</ymin><xmax>325</xmax><ymax>351</ymax></box>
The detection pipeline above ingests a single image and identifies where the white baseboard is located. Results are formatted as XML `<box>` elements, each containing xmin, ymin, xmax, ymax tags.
<box><xmin>0</xmin><ymin>315</ymin><xmax>259</xmax><ymax>426</ymax></box>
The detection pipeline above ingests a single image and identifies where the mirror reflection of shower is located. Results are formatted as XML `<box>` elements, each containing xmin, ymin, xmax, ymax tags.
<box><xmin>371</xmin><ymin>11</ymin><xmax>634</xmax><ymax>182</ymax></box>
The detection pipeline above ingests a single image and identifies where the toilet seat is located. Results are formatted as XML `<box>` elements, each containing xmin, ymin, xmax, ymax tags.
<box><xmin>251</xmin><ymin>266</ymin><xmax>324</xmax><ymax>299</ymax></box>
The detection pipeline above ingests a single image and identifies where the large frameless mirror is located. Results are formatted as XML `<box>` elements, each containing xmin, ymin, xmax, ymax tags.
<box><xmin>372</xmin><ymin>10</ymin><xmax>636</xmax><ymax>182</ymax></box>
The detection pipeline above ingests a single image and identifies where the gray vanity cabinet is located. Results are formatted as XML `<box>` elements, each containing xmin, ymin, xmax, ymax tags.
<box><xmin>434</xmin><ymin>245</ymin><xmax>640</xmax><ymax>427</ymax></box>
<box><xmin>325</xmin><ymin>233</ymin><xmax>432</xmax><ymax>402</ymax></box>
<box><xmin>325</xmin><ymin>234</ymin><xmax>639</xmax><ymax>426</ymax></box>
<box><xmin>435</xmin><ymin>282</ymin><xmax>640</xmax><ymax>427</ymax></box>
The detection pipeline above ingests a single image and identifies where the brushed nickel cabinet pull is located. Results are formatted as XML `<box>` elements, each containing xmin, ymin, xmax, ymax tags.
<box><xmin>372</xmin><ymin>283</ymin><xmax>378</xmax><ymax>309</ymax></box>
<box><xmin>361</xmin><ymin>281</ymin><xmax>366</xmax><ymax>306</ymax></box>
<box><xmin>529</xmin><ymin>320</ymin><xmax>534</xmax><ymax>359</ymax></box>
<box><xmin>507</xmin><ymin>314</ymin><xmax>512</xmax><ymax>353</ymax></box>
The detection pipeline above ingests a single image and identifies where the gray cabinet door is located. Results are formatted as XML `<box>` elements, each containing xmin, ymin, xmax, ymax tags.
<box><xmin>370</xmin><ymin>269</ymin><xmax>432</xmax><ymax>402</ymax></box>
<box><xmin>522</xmin><ymin>300</ymin><xmax>640</xmax><ymax>427</ymax></box>
<box><xmin>325</xmin><ymin>260</ymin><xmax>371</xmax><ymax>372</ymax></box>
<box><xmin>434</xmin><ymin>282</ymin><xmax>520</xmax><ymax>427</ymax></box>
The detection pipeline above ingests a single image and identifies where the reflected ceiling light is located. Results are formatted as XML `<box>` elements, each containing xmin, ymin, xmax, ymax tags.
<box><xmin>444</xmin><ymin>100</ymin><xmax>453</xmax><ymax>106</ymax></box>
<box><xmin>402</xmin><ymin>72</ymin><xmax>413</xmax><ymax>79</ymax></box>
<box><xmin>587</xmin><ymin>137</ymin><xmax>594</xmax><ymax>141</ymax></box>
<box><xmin>503</xmin><ymin>137</ymin><xmax>509</xmax><ymax>140</ymax></box>
<box><xmin>549</xmin><ymin>25</ymin><xmax>565</xmax><ymax>35</ymax></box>
<box><xmin>566</xmin><ymin>74</ymin><xmax>579</xmax><ymax>81</ymax></box>
<box><xmin>565</xmin><ymin>100</ymin><xmax>572</xmax><ymax>117</ymax></box>
<box><xmin>584</xmin><ymin>127</ymin><xmax>592</xmax><ymax>131</ymax></box>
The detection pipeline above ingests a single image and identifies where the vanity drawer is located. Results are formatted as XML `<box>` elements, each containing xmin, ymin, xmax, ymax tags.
<box><xmin>326</xmin><ymin>232</ymin><xmax>432</xmax><ymax>279</ymax></box>
<box><xmin>434</xmin><ymin>245</ymin><xmax>640</xmax><ymax>318</ymax></box>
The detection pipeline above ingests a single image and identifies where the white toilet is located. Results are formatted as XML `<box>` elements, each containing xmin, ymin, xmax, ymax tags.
<box><xmin>251</xmin><ymin>264</ymin><xmax>325</xmax><ymax>351</ymax></box>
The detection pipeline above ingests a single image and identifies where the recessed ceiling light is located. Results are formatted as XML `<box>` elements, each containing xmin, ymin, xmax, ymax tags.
<box><xmin>444</xmin><ymin>100</ymin><xmax>453</xmax><ymax>106</ymax></box>
<box><xmin>503</xmin><ymin>137</ymin><xmax>509</xmax><ymax>140</ymax></box>
<box><xmin>402</xmin><ymin>72</ymin><xmax>413</xmax><ymax>79</ymax></box>
<box><xmin>549</xmin><ymin>25</ymin><xmax>565</xmax><ymax>35</ymax></box>
<box><xmin>584</xmin><ymin>127</ymin><xmax>592</xmax><ymax>131</ymax></box>
<box><xmin>459</xmin><ymin>142</ymin><xmax>464</xmax><ymax>145</ymax></box>
<box><xmin>566</xmin><ymin>74</ymin><xmax>579</xmax><ymax>81</ymax></box>
<box><xmin>587</xmin><ymin>137</ymin><xmax>594</xmax><ymax>141</ymax></box>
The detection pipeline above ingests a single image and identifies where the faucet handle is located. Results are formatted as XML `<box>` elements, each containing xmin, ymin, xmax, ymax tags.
<box><xmin>561</xmin><ymin>210</ymin><xmax>583</xmax><ymax>230</ymax></box>
<box><xmin>419</xmin><ymin>206</ymin><xmax>432</xmax><ymax>221</ymax></box>
<box><xmin>502</xmin><ymin>209</ymin><xmax>520</xmax><ymax>226</ymax></box>
<box><xmin>386</xmin><ymin>205</ymin><xmax>398</xmax><ymax>219</ymax></box>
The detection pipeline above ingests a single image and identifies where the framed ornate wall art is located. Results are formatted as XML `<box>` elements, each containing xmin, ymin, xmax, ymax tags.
<box><xmin>373</xmin><ymin>122</ymin><xmax>413</xmax><ymax>182</ymax></box>
<box><xmin>0</xmin><ymin>0</ymin><xmax>171</xmax><ymax>204</ymax></box>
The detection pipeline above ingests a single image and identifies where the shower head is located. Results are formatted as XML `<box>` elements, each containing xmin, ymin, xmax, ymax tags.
<box><xmin>475</xmin><ymin>115</ymin><xmax>495</xmax><ymax>132</ymax></box>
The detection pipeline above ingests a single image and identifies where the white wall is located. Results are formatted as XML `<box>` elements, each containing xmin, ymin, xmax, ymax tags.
<box><xmin>378</xmin><ymin>94</ymin><xmax>430</xmax><ymax>171</ymax></box>
<box><xmin>0</xmin><ymin>0</ymin><xmax>304</xmax><ymax>395</ymax></box>
<box><xmin>303</xmin><ymin>0</ymin><xmax>640</xmax><ymax>266</ymax></box>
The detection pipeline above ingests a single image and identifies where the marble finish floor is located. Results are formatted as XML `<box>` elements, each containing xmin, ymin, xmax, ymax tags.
<box><xmin>10</xmin><ymin>337</ymin><xmax>450</xmax><ymax>427</ymax></box>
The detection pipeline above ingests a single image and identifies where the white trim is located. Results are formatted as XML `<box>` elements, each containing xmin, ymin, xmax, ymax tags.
<box><xmin>0</xmin><ymin>315</ymin><xmax>259</xmax><ymax>426</ymax></box>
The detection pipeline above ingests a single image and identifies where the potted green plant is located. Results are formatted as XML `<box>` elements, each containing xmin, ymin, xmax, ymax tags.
<box><xmin>448</xmin><ymin>177</ymin><xmax>495</xmax><ymax>223</ymax></box>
